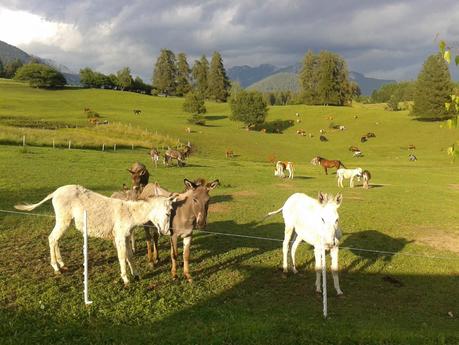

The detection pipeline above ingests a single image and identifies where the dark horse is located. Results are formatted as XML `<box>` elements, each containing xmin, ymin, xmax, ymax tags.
<box><xmin>310</xmin><ymin>156</ymin><xmax>346</xmax><ymax>175</ymax></box>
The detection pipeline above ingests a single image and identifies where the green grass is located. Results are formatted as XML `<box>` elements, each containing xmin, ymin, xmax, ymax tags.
<box><xmin>0</xmin><ymin>79</ymin><xmax>458</xmax><ymax>344</ymax></box>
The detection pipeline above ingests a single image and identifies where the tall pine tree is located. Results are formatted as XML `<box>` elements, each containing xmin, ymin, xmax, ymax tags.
<box><xmin>317</xmin><ymin>51</ymin><xmax>350</xmax><ymax>106</ymax></box>
<box><xmin>208</xmin><ymin>51</ymin><xmax>230</xmax><ymax>102</ymax></box>
<box><xmin>299</xmin><ymin>50</ymin><xmax>320</xmax><ymax>104</ymax></box>
<box><xmin>176</xmin><ymin>53</ymin><xmax>191</xmax><ymax>96</ymax></box>
<box><xmin>152</xmin><ymin>49</ymin><xmax>177</xmax><ymax>95</ymax></box>
<box><xmin>192</xmin><ymin>55</ymin><xmax>209</xmax><ymax>97</ymax></box>
<box><xmin>412</xmin><ymin>54</ymin><xmax>453</xmax><ymax>119</ymax></box>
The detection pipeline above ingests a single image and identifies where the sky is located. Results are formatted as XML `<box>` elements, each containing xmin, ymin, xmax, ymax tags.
<box><xmin>1</xmin><ymin>0</ymin><xmax>459</xmax><ymax>82</ymax></box>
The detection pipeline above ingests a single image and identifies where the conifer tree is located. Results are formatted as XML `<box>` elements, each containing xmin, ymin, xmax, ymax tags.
<box><xmin>208</xmin><ymin>51</ymin><xmax>230</xmax><ymax>102</ymax></box>
<box><xmin>152</xmin><ymin>49</ymin><xmax>177</xmax><ymax>95</ymax></box>
<box><xmin>176</xmin><ymin>53</ymin><xmax>191</xmax><ymax>96</ymax></box>
<box><xmin>192</xmin><ymin>55</ymin><xmax>209</xmax><ymax>97</ymax></box>
<box><xmin>299</xmin><ymin>50</ymin><xmax>320</xmax><ymax>104</ymax></box>
<box><xmin>412</xmin><ymin>54</ymin><xmax>453</xmax><ymax>119</ymax></box>
<box><xmin>316</xmin><ymin>51</ymin><xmax>350</xmax><ymax>106</ymax></box>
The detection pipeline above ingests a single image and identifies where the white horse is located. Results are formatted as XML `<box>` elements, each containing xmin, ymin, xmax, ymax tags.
<box><xmin>274</xmin><ymin>161</ymin><xmax>294</xmax><ymax>179</ymax></box>
<box><xmin>266</xmin><ymin>192</ymin><xmax>343</xmax><ymax>295</ymax></box>
<box><xmin>337</xmin><ymin>167</ymin><xmax>362</xmax><ymax>188</ymax></box>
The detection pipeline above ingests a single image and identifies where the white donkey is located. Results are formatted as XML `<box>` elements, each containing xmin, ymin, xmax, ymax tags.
<box><xmin>336</xmin><ymin>167</ymin><xmax>362</xmax><ymax>188</ymax></box>
<box><xmin>274</xmin><ymin>161</ymin><xmax>294</xmax><ymax>179</ymax></box>
<box><xmin>266</xmin><ymin>192</ymin><xmax>343</xmax><ymax>295</ymax></box>
<box><xmin>15</xmin><ymin>185</ymin><xmax>176</xmax><ymax>285</ymax></box>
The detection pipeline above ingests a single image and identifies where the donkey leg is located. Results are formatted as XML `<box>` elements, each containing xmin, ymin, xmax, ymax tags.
<box><xmin>290</xmin><ymin>236</ymin><xmax>302</xmax><ymax>274</ymax></box>
<box><xmin>183</xmin><ymin>236</ymin><xmax>192</xmax><ymax>283</ymax></box>
<box><xmin>324</xmin><ymin>167</ymin><xmax>328</xmax><ymax>175</ymax></box>
<box><xmin>48</xmin><ymin>217</ymin><xmax>71</xmax><ymax>274</ymax></box>
<box><xmin>330</xmin><ymin>246</ymin><xmax>343</xmax><ymax>295</ymax></box>
<box><xmin>115</xmin><ymin>235</ymin><xmax>129</xmax><ymax>285</ymax></box>
<box><xmin>314</xmin><ymin>247</ymin><xmax>323</xmax><ymax>293</ymax></box>
<box><xmin>144</xmin><ymin>225</ymin><xmax>155</xmax><ymax>268</ymax></box>
<box><xmin>283</xmin><ymin>226</ymin><xmax>294</xmax><ymax>273</ymax></box>
<box><xmin>170</xmin><ymin>235</ymin><xmax>178</xmax><ymax>280</ymax></box>
<box><xmin>125</xmin><ymin>235</ymin><xmax>140</xmax><ymax>280</ymax></box>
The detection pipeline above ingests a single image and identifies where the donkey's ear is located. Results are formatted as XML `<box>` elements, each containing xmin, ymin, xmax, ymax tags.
<box><xmin>335</xmin><ymin>193</ymin><xmax>343</xmax><ymax>207</ymax></box>
<box><xmin>127</xmin><ymin>169</ymin><xmax>134</xmax><ymax>174</ymax></box>
<box><xmin>184</xmin><ymin>178</ymin><xmax>197</xmax><ymax>190</ymax></box>
<box><xmin>318</xmin><ymin>191</ymin><xmax>327</xmax><ymax>204</ymax></box>
<box><xmin>206</xmin><ymin>179</ymin><xmax>220</xmax><ymax>191</ymax></box>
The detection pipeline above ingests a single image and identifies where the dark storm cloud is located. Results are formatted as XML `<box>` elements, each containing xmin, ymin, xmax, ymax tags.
<box><xmin>3</xmin><ymin>0</ymin><xmax>459</xmax><ymax>80</ymax></box>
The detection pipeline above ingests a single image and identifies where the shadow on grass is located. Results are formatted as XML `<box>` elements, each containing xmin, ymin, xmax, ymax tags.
<box><xmin>253</xmin><ymin>119</ymin><xmax>295</xmax><ymax>134</ymax></box>
<box><xmin>205</xmin><ymin>115</ymin><xmax>228</xmax><ymax>121</ymax></box>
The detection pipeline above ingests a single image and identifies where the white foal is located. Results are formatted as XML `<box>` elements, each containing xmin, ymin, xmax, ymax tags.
<box><xmin>266</xmin><ymin>192</ymin><xmax>343</xmax><ymax>296</ymax></box>
<box><xmin>336</xmin><ymin>167</ymin><xmax>362</xmax><ymax>188</ymax></box>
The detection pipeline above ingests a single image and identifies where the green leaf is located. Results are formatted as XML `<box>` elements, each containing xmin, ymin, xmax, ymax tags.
<box><xmin>444</xmin><ymin>50</ymin><xmax>451</xmax><ymax>64</ymax></box>
<box><xmin>445</xmin><ymin>102</ymin><xmax>451</xmax><ymax>111</ymax></box>
<box><xmin>439</xmin><ymin>40</ymin><xmax>446</xmax><ymax>54</ymax></box>
<box><xmin>455</xmin><ymin>55</ymin><xmax>459</xmax><ymax>66</ymax></box>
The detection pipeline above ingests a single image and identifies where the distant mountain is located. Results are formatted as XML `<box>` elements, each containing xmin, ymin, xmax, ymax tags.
<box><xmin>0</xmin><ymin>40</ymin><xmax>31</xmax><ymax>64</ymax></box>
<box><xmin>349</xmin><ymin>71</ymin><xmax>395</xmax><ymax>96</ymax></box>
<box><xmin>0</xmin><ymin>40</ymin><xmax>80</xmax><ymax>85</ymax></box>
<box><xmin>247</xmin><ymin>73</ymin><xmax>299</xmax><ymax>92</ymax></box>
<box><xmin>227</xmin><ymin>64</ymin><xmax>279</xmax><ymax>88</ymax></box>
<box><xmin>233</xmin><ymin>63</ymin><xmax>396</xmax><ymax>95</ymax></box>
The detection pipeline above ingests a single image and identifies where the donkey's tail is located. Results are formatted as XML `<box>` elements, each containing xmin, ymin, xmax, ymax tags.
<box><xmin>339</xmin><ymin>161</ymin><xmax>347</xmax><ymax>169</ymax></box>
<box><xmin>261</xmin><ymin>206</ymin><xmax>284</xmax><ymax>223</ymax></box>
<box><xmin>14</xmin><ymin>191</ymin><xmax>55</xmax><ymax>211</ymax></box>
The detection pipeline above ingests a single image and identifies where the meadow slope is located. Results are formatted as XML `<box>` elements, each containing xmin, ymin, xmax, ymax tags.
<box><xmin>0</xmin><ymin>79</ymin><xmax>458</xmax><ymax>344</ymax></box>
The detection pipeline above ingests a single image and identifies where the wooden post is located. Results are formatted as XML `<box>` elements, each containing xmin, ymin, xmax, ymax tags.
<box><xmin>114</xmin><ymin>144</ymin><xmax>116</xmax><ymax>152</ymax></box>
<box><xmin>131</xmin><ymin>144</ymin><xmax>134</xmax><ymax>150</ymax></box>
<box><xmin>68</xmin><ymin>140</ymin><xmax>71</xmax><ymax>149</ymax></box>
<box><xmin>52</xmin><ymin>139</ymin><xmax>55</xmax><ymax>149</ymax></box>
<box><xmin>102</xmin><ymin>144</ymin><xmax>105</xmax><ymax>152</ymax></box>
<box><xmin>22</xmin><ymin>135</ymin><xmax>25</xmax><ymax>147</ymax></box>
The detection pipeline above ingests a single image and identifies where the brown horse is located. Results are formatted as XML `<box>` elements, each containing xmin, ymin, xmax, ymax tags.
<box><xmin>311</xmin><ymin>156</ymin><xmax>346</xmax><ymax>175</ymax></box>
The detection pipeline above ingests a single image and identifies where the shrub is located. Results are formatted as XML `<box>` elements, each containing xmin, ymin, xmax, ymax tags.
<box><xmin>14</xmin><ymin>63</ymin><xmax>66</xmax><ymax>88</ymax></box>
<box><xmin>187</xmin><ymin>114</ymin><xmax>206</xmax><ymax>126</ymax></box>
<box><xmin>183</xmin><ymin>91</ymin><xmax>206</xmax><ymax>114</ymax></box>
<box><xmin>229</xmin><ymin>89</ymin><xmax>268</xmax><ymax>128</ymax></box>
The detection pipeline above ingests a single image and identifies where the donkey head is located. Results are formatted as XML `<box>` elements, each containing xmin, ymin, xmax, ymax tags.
<box><xmin>127</xmin><ymin>163</ymin><xmax>150</xmax><ymax>191</ymax></box>
<box><xmin>183</xmin><ymin>178</ymin><xmax>219</xmax><ymax>229</ymax></box>
<box><xmin>317</xmin><ymin>192</ymin><xmax>343</xmax><ymax>246</ymax></box>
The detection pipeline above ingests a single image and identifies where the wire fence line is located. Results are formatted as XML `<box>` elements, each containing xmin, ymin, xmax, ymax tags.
<box><xmin>1</xmin><ymin>209</ymin><xmax>458</xmax><ymax>261</ymax></box>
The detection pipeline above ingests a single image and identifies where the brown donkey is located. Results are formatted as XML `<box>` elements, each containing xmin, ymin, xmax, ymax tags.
<box><xmin>311</xmin><ymin>156</ymin><xmax>346</xmax><ymax>175</ymax></box>
<box><xmin>139</xmin><ymin>178</ymin><xmax>219</xmax><ymax>282</ymax></box>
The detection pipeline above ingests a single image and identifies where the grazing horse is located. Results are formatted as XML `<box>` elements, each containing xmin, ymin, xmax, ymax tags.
<box><xmin>319</xmin><ymin>135</ymin><xmax>328</xmax><ymax>142</ymax></box>
<box><xmin>266</xmin><ymin>192</ymin><xmax>344</xmax><ymax>295</ymax></box>
<box><xmin>310</xmin><ymin>156</ymin><xmax>346</xmax><ymax>175</ymax></box>
<box><xmin>139</xmin><ymin>179</ymin><xmax>219</xmax><ymax>282</ymax></box>
<box><xmin>361</xmin><ymin>136</ymin><xmax>368</xmax><ymax>143</ymax></box>
<box><xmin>164</xmin><ymin>148</ymin><xmax>185</xmax><ymax>167</ymax></box>
<box><xmin>409</xmin><ymin>154</ymin><xmax>417</xmax><ymax>161</ymax></box>
<box><xmin>336</xmin><ymin>167</ymin><xmax>362</xmax><ymax>188</ymax></box>
<box><xmin>349</xmin><ymin>146</ymin><xmax>360</xmax><ymax>152</ymax></box>
<box><xmin>362</xmin><ymin>170</ymin><xmax>371</xmax><ymax>189</ymax></box>
<box><xmin>133</xmin><ymin>109</ymin><xmax>142</xmax><ymax>115</ymax></box>
<box><xmin>367</xmin><ymin>132</ymin><xmax>376</xmax><ymax>138</ymax></box>
<box><xmin>226</xmin><ymin>149</ymin><xmax>234</xmax><ymax>158</ymax></box>
<box><xmin>274</xmin><ymin>161</ymin><xmax>294</xmax><ymax>179</ymax></box>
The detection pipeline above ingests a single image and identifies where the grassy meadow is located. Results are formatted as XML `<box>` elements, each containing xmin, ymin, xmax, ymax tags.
<box><xmin>0</xmin><ymin>79</ymin><xmax>458</xmax><ymax>344</ymax></box>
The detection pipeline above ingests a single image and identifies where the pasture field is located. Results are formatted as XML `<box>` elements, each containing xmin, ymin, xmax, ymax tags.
<box><xmin>0</xmin><ymin>79</ymin><xmax>458</xmax><ymax>344</ymax></box>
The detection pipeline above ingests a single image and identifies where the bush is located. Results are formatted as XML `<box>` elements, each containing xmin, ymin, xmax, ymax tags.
<box><xmin>183</xmin><ymin>91</ymin><xmax>206</xmax><ymax>114</ymax></box>
<box><xmin>229</xmin><ymin>89</ymin><xmax>268</xmax><ymax>128</ymax></box>
<box><xmin>14</xmin><ymin>63</ymin><xmax>66</xmax><ymax>88</ymax></box>
<box><xmin>187</xmin><ymin>114</ymin><xmax>206</xmax><ymax>126</ymax></box>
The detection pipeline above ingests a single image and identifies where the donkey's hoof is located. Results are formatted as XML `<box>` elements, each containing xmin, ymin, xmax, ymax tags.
<box><xmin>185</xmin><ymin>275</ymin><xmax>193</xmax><ymax>284</ymax></box>
<box><xmin>133</xmin><ymin>274</ymin><xmax>141</xmax><ymax>281</ymax></box>
<box><xmin>59</xmin><ymin>266</ymin><xmax>69</xmax><ymax>273</ymax></box>
<box><xmin>337</xmin><ymin>292</ymin><xmax>344</xmax><ymax>298</ymax></box>
<box><xmin>292</xmin><ymin>268</ymin><xmax>298</xmax><ymax>274</ymax></box>
<box><xmin>54</xmin><ymin>270</ymin><xmax>62</xmax><ymax>276</ymax></box>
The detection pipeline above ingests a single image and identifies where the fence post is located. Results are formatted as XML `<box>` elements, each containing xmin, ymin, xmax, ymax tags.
<box><xmin>68</xmin><ymin>140</ymin><xmax>71</xmax><ymax>149</ymax></box>
<box><xmin>83</xmin><ymin>210</ymin><xmax>93</xmax><ymax>305</ymax></box>
<box><xmin>114</xmin><ymin>144</ymin><xmax>116</xmax><ymax>152</ymax></box>
<box><xmin>22</xmin><ymin>135</ymin><xmax>25</xmax><ymax>147</ymax></box>
<box><xmin>52</xmin><ymin>139</ymin><xmax>55</xmax><ymax>149</ymax></box>
<box><xmin>102</xmin><ymin>144</ymin><xmax>105</xmax><ymax>152</ymax></box>
<box><xmin>322</xmin><ymin>247</ymin><xmax>327</xmax><ymax>319</ymax></box>
<box><xmin>131</xmin><ymin>144</ymin><xmax>134</xmax><ymax>150</ymax></box>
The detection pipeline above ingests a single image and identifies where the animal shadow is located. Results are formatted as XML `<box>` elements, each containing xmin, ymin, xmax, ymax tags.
<box><xmin>342</xmin><ymin>230</ymin><xmax>413</xmax><ymax>273</ymax></box>
<box><xmin>205</xmin><ymin>115</ymin><xmax>227</xmax><ymax>121</ymax></box>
